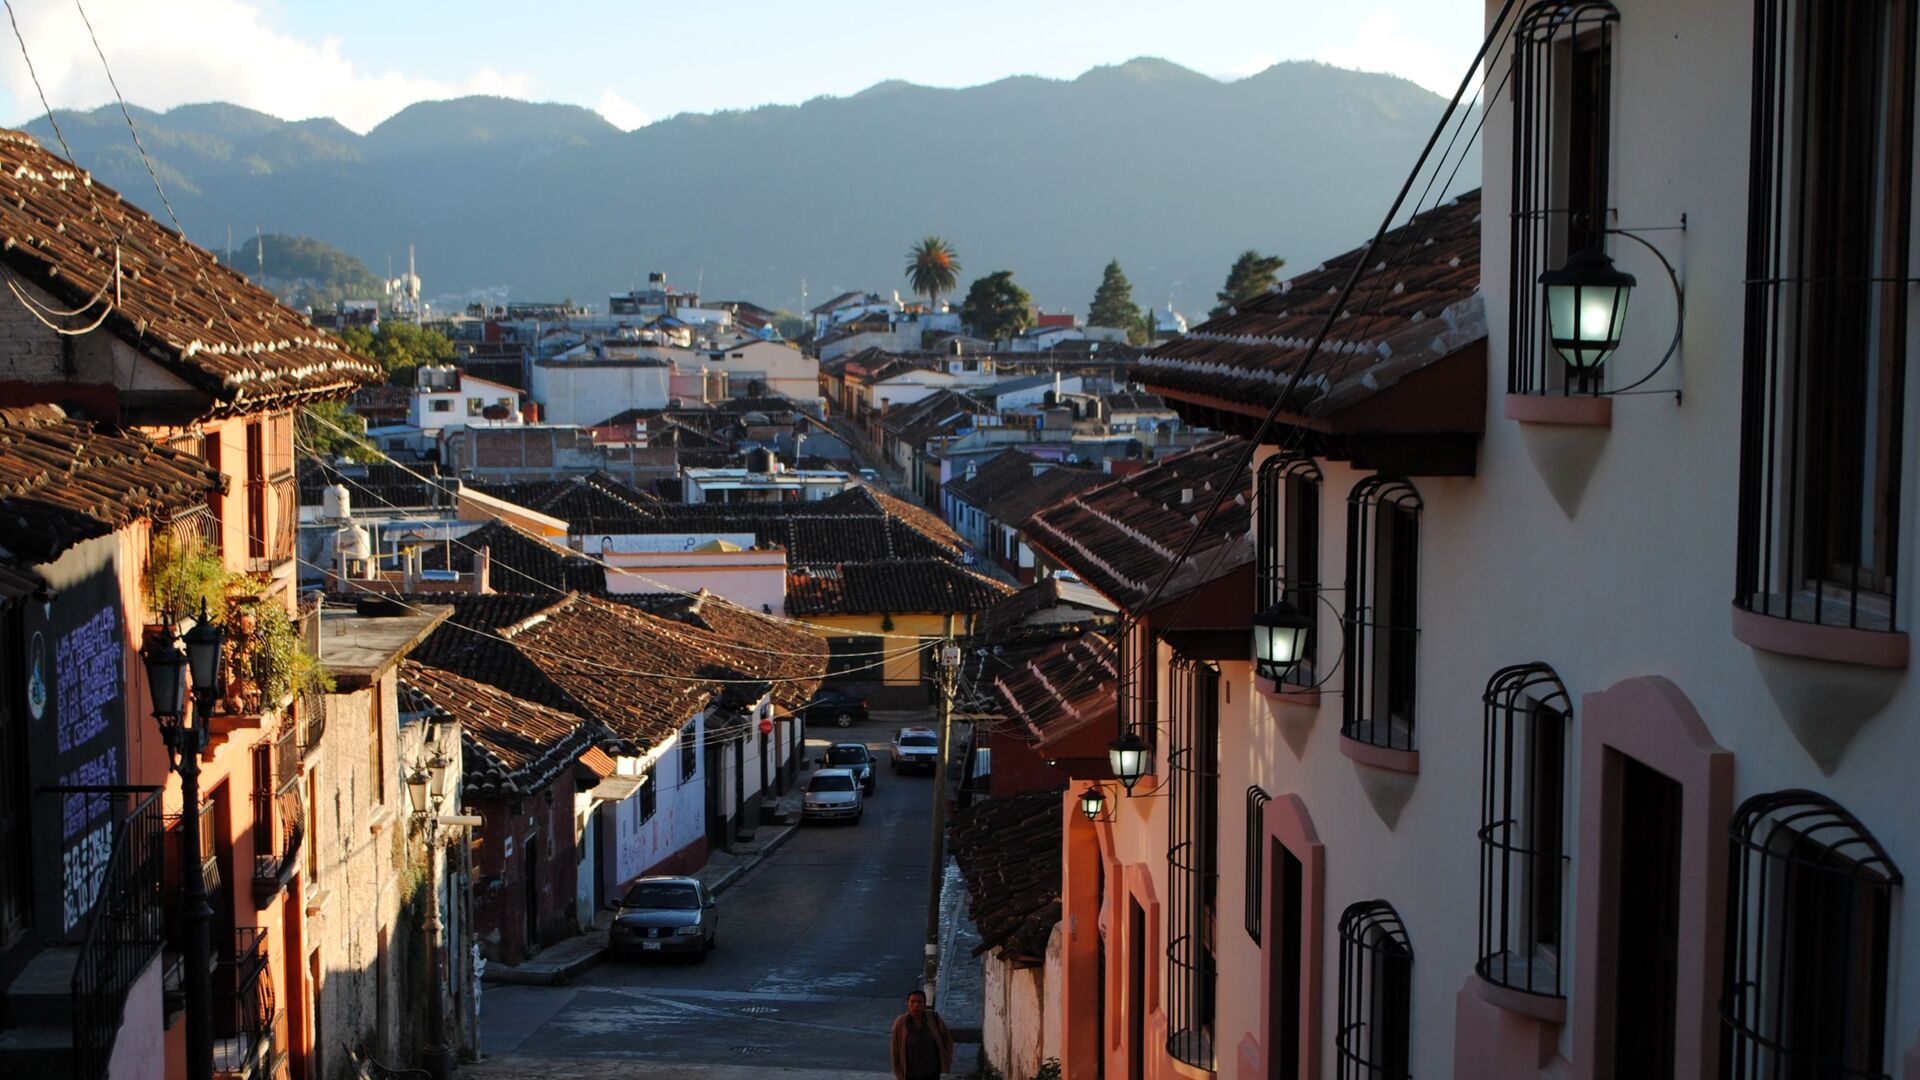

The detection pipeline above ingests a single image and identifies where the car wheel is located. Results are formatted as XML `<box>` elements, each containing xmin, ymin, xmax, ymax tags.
<box><xmin>834</xmin><ymin>711</ymin><xmax>854</xmax><ymax>728</ymax></box>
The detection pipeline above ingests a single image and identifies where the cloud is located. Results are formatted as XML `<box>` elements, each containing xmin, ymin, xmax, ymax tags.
<box><xmin>1219</xmin><ymin>54</ymin><xmax>1279</xmax><ymax>80</ymax></box>
<box><xmin>1316</xmin><ymin>11</ymin><xmax>1472</xmax><ymax>98</ymax></box>
<box><xmin>596</xmin><ymin>89</ymin><xmax>650</xmax><ymax>132</ymax></box>
<box><xmin>1</xmin><ymin>0</ymin><xmax>535</xmax><ymax>133</ymax></box>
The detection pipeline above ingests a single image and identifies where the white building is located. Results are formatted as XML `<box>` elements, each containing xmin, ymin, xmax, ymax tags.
<box><xmin>681</xmin><ymin>463</ymin><xmax>853</xmax><ymax>504</ymax></box>
<box><xmin>410</xmin><ymin>366</ymin><xmax>524</xmax><ymax>433</ymax></box>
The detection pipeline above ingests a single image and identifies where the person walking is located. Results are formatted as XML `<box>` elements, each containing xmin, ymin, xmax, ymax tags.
<box><xmin>890</xmin><ymin>988</ymin><xmax>954</xmax><ymax>1080</ymax></box>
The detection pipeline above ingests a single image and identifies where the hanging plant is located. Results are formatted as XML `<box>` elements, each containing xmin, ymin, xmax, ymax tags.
<box><xmin>142</xmin><ymin>534</ymin><xmax>231</xmax><ymax>625</ymax></box>
<box><xmin>222</xmin><ymin>585</ymin><xmax>333</xmax><ymax>714</ymax></box>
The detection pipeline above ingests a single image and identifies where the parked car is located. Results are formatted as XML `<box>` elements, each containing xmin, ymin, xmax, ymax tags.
<box><xmin>858</xmin><ymin>467</ymin><xmax>879</xmax><ymax>482</ymax></box>
<box><xmin>890</xmin><ymin>726</ymin><xmax>940</xmax><ymax>773</ymax></box>
<box><xmin>803</xmin><ymin>767</ymin><xmax>864</xmax><ymax>823</ymax></box>
<box><xmin>804</xmin><ymin>687</ymin><xmax>869</xmax><ymax>728</ymax></box>
<box><xmin>826</xmin><ymin>742</ymin><xmax>878</xmax><ymax>793</ymax></box>
<box><xmin>610</xmin><ymin>877</ymin><xmax>717</xmax><ymax>961</ymax></box>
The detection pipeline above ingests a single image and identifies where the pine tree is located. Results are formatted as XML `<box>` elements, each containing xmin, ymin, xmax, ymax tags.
<box><xmin>1210</xmin><ymin>249</ymin><xmax>1287</xmax><ymax>320</ymax></box>
<box><xmin>1088</xmin><ymin>260</ymin><xmax>1147</xmax><ymax>344</ymax></box>
<box><xmin>959</xmin><ymin>271</ymin><xmax>1035</xmax><ymax>345</ymax></box>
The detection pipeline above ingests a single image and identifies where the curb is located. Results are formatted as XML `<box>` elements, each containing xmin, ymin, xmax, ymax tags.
<box><xmin>709</xmin><ymin>820</ymin><xmax>801</xmax><ymax>897</ymax></box>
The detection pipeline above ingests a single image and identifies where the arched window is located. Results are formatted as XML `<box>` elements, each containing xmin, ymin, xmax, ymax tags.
<box><xmin>1723</xmin><ymin>791</ymin><xmax>1901</xmax><ymax>1079</ymax></box>
<box><xmin>1244</xmin><ymin>786</ymin><xmax>1274</xmax><ymax>942</ymax></box>
<box><xmin>1257</xmin><ymin>454</ymin><xmax>1322</xmax><ymax>687</ymax></box>
<box><xmin>1476</xmin><ymin>663</ymin><xmax>1571</xmax><ymax>1001</ymax></box>
<box><xmin>1166</xmin><ymin>658</ymin><xmax>1220</xmax><ymax>1068</ymax></box>
<box><xmin>1336</xmin><ymin>900</ymin><xmax>1412</xmax><ymax>1079</ymax></box>
<box><xmin>1343</xmin><ymin>477</ymin><xmax>1422</xmax><ymax>750</ymax></box>
<box><xmin>1508</xmin><ymin>1</ymin><xmax>1621</xmax><ymax>396</ymax></box>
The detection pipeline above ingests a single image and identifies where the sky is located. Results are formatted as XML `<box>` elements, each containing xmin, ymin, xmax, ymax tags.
<box><xmin>0</xmin><ymin>0</ymin><xmax>1483</xmax><ymax>134</ymax></box>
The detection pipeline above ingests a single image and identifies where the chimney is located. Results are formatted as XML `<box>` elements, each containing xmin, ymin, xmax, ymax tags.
<box><xmin>475</xmin><ymin>545</ymin><xmax>492</xmax><ymax>594</ymax></box>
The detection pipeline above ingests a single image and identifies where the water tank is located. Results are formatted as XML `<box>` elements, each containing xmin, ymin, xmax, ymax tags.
<box><xmin>322</xmin><ymin>484</ymin><xmax>351</xmax><ymax>520</ymax></box>
<box><xmin>746</xmin><ymin>447</ymin><xmax>777</xmax><ymax>474</ymax></box>
<box><xmin>333</xmin><ymin>524</ymin><xmax>372</xmax><ymax>561</ymax></box>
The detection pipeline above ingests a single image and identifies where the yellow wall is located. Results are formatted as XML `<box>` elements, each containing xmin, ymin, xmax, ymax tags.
<box><xmin>803</xmin><ymin>612</ymin><xmax>954</xmax><ymax>686</ymax></box>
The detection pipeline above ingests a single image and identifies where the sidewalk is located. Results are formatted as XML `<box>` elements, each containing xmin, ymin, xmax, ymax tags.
<box><xmin>484</xmin><ymin>761</ymin><xmax>816</xmax><ymax>987</ymax></box>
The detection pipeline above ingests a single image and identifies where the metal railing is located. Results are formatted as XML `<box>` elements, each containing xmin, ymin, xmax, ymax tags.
<box><xmin>214</xmin><ymin>928</ymin><xmax>275</xmax><ymax>1080</ymax></box>
<box><xmin>60</xmin><ymin>786</ymin><xmax>166</xmax><ymax>1080</ymax></box>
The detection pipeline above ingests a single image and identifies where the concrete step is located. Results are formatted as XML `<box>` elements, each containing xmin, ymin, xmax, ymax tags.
<box><xmin>1</xmin><ymin>946</ymin><xmax>79</xmax><ymax>1028</ymax></box>
<box><xmin>0</xmin><ymin>1023</ymin><xmax>76</xmax><ymax>1077</ymax></box>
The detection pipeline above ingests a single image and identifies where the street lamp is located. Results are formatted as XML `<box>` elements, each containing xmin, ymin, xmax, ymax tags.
<box><xmin>144</xmin><ymin>607</ymin><xmax>223</xmax><ymax>1080</ymax></box>
<box><xmin>1252</xmin><ymin>598</ymin><xmax>1313</xmax><ymax>681</ymax></box>
<box><xmin>1539</xmin><ymin>248</ymin><xmax>1636</xmax><ymax>388</ymax></box>
<box><xmin>1107</xmin><ymin>732</ymin><xmax>1150</xmax><ymax>793</ymax></box>
<box><xmin>1079</xmin><ymin>785</ymin><xmax>1110</xmax><ymax>822</ymax></box>
<box><xmin>409</xmin><ymin>749</ymin><xmax>454</xmax><ymax>1080</ymax></box>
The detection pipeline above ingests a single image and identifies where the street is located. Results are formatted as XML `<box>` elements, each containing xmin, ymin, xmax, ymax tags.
<box><xmin>467</xmin><ymin>723</ymin><xmax>941</xmax><ymax>1078</ymax></box>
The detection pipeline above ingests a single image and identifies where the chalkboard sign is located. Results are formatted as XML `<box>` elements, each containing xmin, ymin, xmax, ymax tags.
<box><xmin>23</xmin><ymin>557</ymin><xmax>127</xmax><ymax>936</ymax></box>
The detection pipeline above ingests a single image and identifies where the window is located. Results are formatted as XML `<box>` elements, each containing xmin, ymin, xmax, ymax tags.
<box><xmin>1738</xmin><ymin>0</ymin><xmax>1915</xmax><ymax>634</ymax></box>
<box><xmin>1722</xmin><ymin>792</ymin><xmax>1899</xmax><ymax>1079</ymax></box>
<box><xmin>1245</xmin><ymin>786</ymin><xmax>1274</xmax><ymax>942</ymax></box>
<box><xmin>1336</xmin><ymin>901</ymin><xmax>1412</xmax><ymax>1080</ymax></box>
<box><xmin>1508</xmin><ymin>2</ymin><xmax>1620</xmax><ymax>395</ymax></box>
<box><xmin>679</xmin><ymin>723</ymin><xmax>698</xmax><ymax>785</ymax></box>
<box><xmin>638</xmin><ymin>765</ymin><xmax>658</xmax><ymax>824</ymax></box>
<box><xmin>1165</xmin><ymin>658</ymin><xmax>1219</xmax><ymax>1068</ymax></box>
<box><xmin>429</xmin><ymin>399</ymin><xmax>452</xmax><ymax>414</ymax></box>
<box><xmin>1119</xmin><ymin>619</ymin><xmax>1157</xmax><ymax>756</ymax></box>
<box><xmin>245</xmin><ymin>419</ymin><xmax>266</xmax><ymax>560</ymax></box>
<box><xmin>466</xmin><ymin>397</ymin><xmax>484</xmax><ymax>417</ymax></box>
<box><xmin>368</xmin><ymin>691</ymin><xmax>385</xmax><ymax>804</ymax></box>
<box><xmin>1343</xmin><ymin>477</ymin><xmax>1422</xmax><ymax>751</ymax></box>
<box><xmin>1477</xmin><ymin>663</ymin><xmax>1571</xmax><ymax>1000</ymax></box>
<box><xmin>1256</xmin><ymin>455</ymin><xmax>1322</xmax><ymax>687</ymax></box>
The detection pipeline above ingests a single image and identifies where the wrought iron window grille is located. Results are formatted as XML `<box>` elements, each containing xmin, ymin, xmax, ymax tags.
<box><xmin>1722</xmin><ymin>790</ymin><xmax>1901</xmax><ymax>1080</ymax></box>
<box><xmin>1336</xmin><ymin>900</ymin><xmax>1414</xmax><ymax>1080</ymax></box>
<box><xmin>1245</xmin><ymin>786</ymin><xmax>1273</xmax><ymax>943</ymax></box>
<box><xmin>1736</xmin><ymin>0</ymin><xmax>1916</xmax><ymax>636</ymax></box>
<box><xmin>1476</xmin><ymin>663</ymin><xmax>1572</xmax><ymax>1000</ymax></box>
<box><xmin>1165</xmin><ymin>658</ymin><xmax>1219</xmax><ymax>1069</ymax></box>
<box><xmin>1257</xmin><ymin>455</ymin><xmax>1324</xmax><ymax>688</ymax></box>
<box><xmin>1343</xmin><ymin>477</ymin><xmax>1422</xmax><ymax>752</ymax></box>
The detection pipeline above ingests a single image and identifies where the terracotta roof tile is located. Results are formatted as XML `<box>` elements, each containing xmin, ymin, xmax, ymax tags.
<box><xmin>785</xmin><ymin>560</ymin><xmax>1013</xmax><ymax>618</ymax></box>
<box><xmin>949</xmin><ymin>787</ymin><xmax>1065</xmax><ymax>962</ymax></box>
<box><xmin>401</xmin><ymin>661</ymin><xmax>601</xmax><ymax>800</ymax></box>
<box><xmin>1023</xmin><ymin>438</ymin><xmax>1253</xmax><ymax>612</ymax></box>
<box><xmin>989</xmin><ymin>632</ymin><xmax>1118</xmax><ymax>743</ymax></box>
<box><xmin>0</xmin><ymin>404</ymin><xmax>224</xmax><ymax>564</ymax></box>
<box><xmin>0</xmin><ymin>130</ymin><xmax>381</xmax><ymax>412</ymax></box>
<box><xmin>419</xmin><ymin>518</ymin><xmax>603</xmax><ymax>596</ymax></box>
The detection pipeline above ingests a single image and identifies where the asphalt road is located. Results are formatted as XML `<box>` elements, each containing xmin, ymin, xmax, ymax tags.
<box><xmin>474</xmin><ymin>724</ymin><xmax>939</xmax><ymax>1076</ymax></box>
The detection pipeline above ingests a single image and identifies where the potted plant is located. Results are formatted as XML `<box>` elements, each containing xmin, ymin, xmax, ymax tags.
<box><xmin>224</xmin><ymin>594</ymin><xmax>331</xmax><ymax>715</ymax></box>
<box><xmin>142</xmin><ymin>534</ymin><xmax>230</xmax><ymax>633</ymax></box>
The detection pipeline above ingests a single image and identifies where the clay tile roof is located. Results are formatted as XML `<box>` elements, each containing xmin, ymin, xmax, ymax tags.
<box><xmin>401</xmin><ymin>661</ymin><xmax>602</xmax><ymax>800</ymax></box>
<box><xmin>0</xmin><ymin>404</ymin><xmax>224</xmax><ymax>565</ymax></box>
<box><xmin>1132</xmin><ymin>189</ymin><xmax>1485</xmax><ymax>417</ymax></box>
<box><xmin>468</xmin><ymin>471</ymin><xmax>659</xmax><ymax>528</ymax></box>
<box><xmin>0</xmin><ymin>130</ymin><xmax>381</xmax><ymax>413</ymax></box>
<box><xmin>990</xmin><ymin>632</ymin><xmax>1118</xmax><ymax>742</ymax></box>
<box><xmin>874</xmin><ymin>389</ymin><xmax>989</xmax><ymax>444</ymax></box>
<box><xmin>784</xmin><ymin>560</ymin><xmax>1014</xmax><ymax>618</ymax></box>
<box><xmin>821</xmin><ymin>486</ymin><xmax>966</xmax><ymax>555</ymax></box>
<box><xmin>949</xmin><ymin>787</ymin><xmax>1065</xmax><ymax>963</ymax></box>
<box><xmin>419</xmin><ymin>518</ymin><xmax>603</xmax><ymax>596</ymax></box>
<box><xmin>1023</xmin><ymin>438</ymin><xmax>1253</xmax><ymax>613</ymax></box>
<box><xmin>979</xmin><ymin>465</ymin><xmax>1108</xmax><ymax>529</ymax></box>
<box><xmin>613</xmin><ymin>590</ymin><xmax>826</xmax><ymax>714</ymax></box>
<box><xmin>942</xmin><ymin>449</ymin><xmax>1035</xmax><ymax>506</ymax></box>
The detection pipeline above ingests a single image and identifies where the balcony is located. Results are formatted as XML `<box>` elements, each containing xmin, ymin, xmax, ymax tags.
<box><xmin>252</xmin><ymin>723</ymin><xmax>304</xmax><ymax>903</ymax></box>
<box><xmin>213</xmin><ymin>928</ymin><xmax>276</xmax><ymax>1080</ymax></box>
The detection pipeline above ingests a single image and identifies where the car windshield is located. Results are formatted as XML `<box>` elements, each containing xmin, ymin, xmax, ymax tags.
<box><xmin>900</xmin><ymin>734</ymin><xmax>938</xmax><ymax>748</ymax></box>
<box><xmin>623</xmin><ymin>883</ymin><xmax>699</xmax><ymax>910</ymax></box>
<box><xmin>809</xmin><ymin>774</ymin><xmax>855</xmax><ymax>792</ymax></box>
<box><xmin>827</xmin><ymin>746</ymin><xmax>870</xmax><ymax>764</ymax></box>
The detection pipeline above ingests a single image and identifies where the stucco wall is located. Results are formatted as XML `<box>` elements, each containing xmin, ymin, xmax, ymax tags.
<box><xmin>529</xmin><ymin>362</ymin><xmax>673</xmax><ymax>426</ymax></box>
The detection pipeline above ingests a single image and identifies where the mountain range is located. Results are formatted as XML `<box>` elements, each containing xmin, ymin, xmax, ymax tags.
<box><xmin>19</xmin><ymin>58</ymin><xmax>1475</xmax><ymax>318</ymax></box>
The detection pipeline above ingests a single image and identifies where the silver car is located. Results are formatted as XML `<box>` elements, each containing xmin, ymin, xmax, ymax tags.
<box><xmin>802</xmin><ymin>767</ymin><xmax>865</xmax><ymax>823</ymax></box>
<box><xmin>610</xmin><ymin>877</ymin><xmax>717</xmax><ymax>961</ymax></box>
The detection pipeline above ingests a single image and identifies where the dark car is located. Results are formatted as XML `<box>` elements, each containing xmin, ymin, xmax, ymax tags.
<box><xmin>610</xmin><ymin>877</ymin><xmax>716</xmax><ymax>961</ymax></box>
<box><xmin>805</xmin><ymin>687</ymin><xmax>869</xmax><ymax>728</ymax></box>
<box><xmin>826</xmin><ymin>742</ymin><xmax>877</xmax><ymax>793</ymax></box>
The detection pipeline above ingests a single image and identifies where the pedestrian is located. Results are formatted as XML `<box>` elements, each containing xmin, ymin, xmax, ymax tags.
<box><xmin>890</xmin><ymin>988</ymin><xmax>954</xmax><ymax>1080</ymax></box>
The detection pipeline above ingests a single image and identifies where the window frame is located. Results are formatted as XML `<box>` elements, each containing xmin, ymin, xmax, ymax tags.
<box><xmin>638</xmin><ymin>764</ymin><xmax>658</xmax><ymax>825</ymax></box>
<box><xmin>1721</xmin><ymin>790</ymin><xmax>1901</xmax><ymax>1079</ymax></box>
<box><xmin>1336</xmin><ymin>900</ymin><xmax>1413</xmax><ymax>1080</ymax></box>
<box><xmin>1245</xmin><ymin>786</ymin><xmax>1274</xmax><ymax>944</ymax></box>
<box><xmin>679</xmin><ymin>723</ymin><xmax>698</xmax><ymax>785</ymax></box>
<box><xmin>1165</xmin><ymin>657</ymin><xmax>1220</xmax><ymax>1069</ymax></box>
<box><xmin>1476</xmin><ymin>662</ymin><xmax>1573</xmax><ymax>1002</ymax></box>
<box><xmin>1342</xmin><ymin>477</ymin><xmax>1423</xmax><ymax>752</ymax></box>
<box><xmin>1256</xmin><ymin>454</ymin><xmax>1323</xmax><ymax>688</ymax></box>
<box><xmin>1507</xmin><ymin>1</ymin><xmax>1622</xmax><ymax>397</ymax></box>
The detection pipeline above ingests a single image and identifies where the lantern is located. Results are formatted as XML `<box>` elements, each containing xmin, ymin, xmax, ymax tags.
<box><xmin>143</xmin><ymin>628</ymin><xmax>189</xmax><ymax>723</ymax></box>
<box><xmin>1079</xmin><ymin>786</ymin><xmax>1108</xmax><ymax>822</ymax></box>
<box><xmin>1252</xmin><ymin>599</ymin><xmax>1313</xmax><ymax>681</ymax></box>
<box><xmin>182</xmin><ymin>600</ymin><xmax>225</xmax><ymax>701</ymax></box>
<box><xmin>1540</xmin><ymin>248</ymin><xmax>1636</xmax><ymax>379</ymax></box>
<box><xmin>1108</xmin><ymin>732</ymin><xmax>1150</xmax><ymax>792</ymax></box>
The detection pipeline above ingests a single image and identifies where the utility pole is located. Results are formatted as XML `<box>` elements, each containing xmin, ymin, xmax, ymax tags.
<box><xmin>922</xmin><ymin>616</ymin><xmax>960</xmax><ymax>1005</ymax></box>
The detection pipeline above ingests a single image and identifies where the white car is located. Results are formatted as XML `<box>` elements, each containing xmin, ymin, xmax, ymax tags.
<box><xmin>802</xmin><ymin>767</ymin><xmax>864</xmax><ymax>823</ymax></box>
<box><xmin>890</xmin><ymin>727</ymin><xmax>940</xmax><ymax>773</ymax></box>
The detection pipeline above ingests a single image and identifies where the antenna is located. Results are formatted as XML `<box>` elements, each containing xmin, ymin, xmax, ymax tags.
<box><xmin>256</xmin><ymin>226</ymin><xmax>264</xmax><ymax>279</ymax></box>
<box><xmin>225</xmin><ymin>225</ymin><xmax>232</xmax><ymax>267</ymax></box>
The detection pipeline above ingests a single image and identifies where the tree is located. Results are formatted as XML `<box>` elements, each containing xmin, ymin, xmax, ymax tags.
<box><xmin>298</xmin><ymin>400</ymin><xmax>380</xmax><ymax>464</ymax></box>
<box><xmin>959</xmin><ymin>271</ymin><xmax>1035</xmax><ymax>345</ymax></box>
<box><xmin>334</xmin><ymin>321</ymin><xmax>455</xmax><ymax>386</ymax></box>
<box><xmin>1088</xmin><ymin>259</ymin><xmax>1147</xmax><ymax>345</ymax></box>
<box><xmin>1211</xmin><ymin>249</ymin><xmax>1287</xmax><ymax>319</ymax></box>
<box><xmin>905</xmin><ymin>236</ymin><xmax>962</xmax><ymax>310</ymax></box>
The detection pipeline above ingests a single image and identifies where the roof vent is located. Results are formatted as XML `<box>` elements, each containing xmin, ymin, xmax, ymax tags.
<box><xmin>1181</xmin><ymin>488</ymin><xmax>1195</xmax><ymax>504</ymax></box>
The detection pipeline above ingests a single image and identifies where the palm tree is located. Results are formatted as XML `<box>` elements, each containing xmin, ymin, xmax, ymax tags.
<box><xmin>905</xmin><ymin>237</ymin><xmax>962</xmax><ymax>311</ymax></box>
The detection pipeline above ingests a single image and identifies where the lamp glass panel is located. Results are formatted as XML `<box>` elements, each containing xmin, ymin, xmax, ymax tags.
<box><xmin>407</xmin><ymin>774</ymin><xmax>429</xmax><ymax>815</ymax></box>
<box><xmin>145</xmin><ymin>646</ymin><xmax>188</xmax><ymax>719</ymax></box>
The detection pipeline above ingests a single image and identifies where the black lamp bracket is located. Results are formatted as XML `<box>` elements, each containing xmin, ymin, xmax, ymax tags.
<box><xmin>1585</xmin><ymin>213</ymin><xmax>1687</xmax><ymax>402</ymax></box>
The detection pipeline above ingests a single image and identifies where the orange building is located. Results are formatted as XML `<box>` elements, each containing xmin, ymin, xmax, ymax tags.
<box><xmin>0</xmin><ymin>126</ymin><xmax>380</xmax><ymax>1080</ymax></box>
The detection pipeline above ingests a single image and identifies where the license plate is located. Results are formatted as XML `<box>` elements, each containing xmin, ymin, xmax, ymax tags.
<box><xmin>642</xmin><ymin>941</ymin><xmax>662</xmax><ymax>951</ymax></box>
